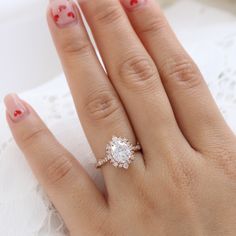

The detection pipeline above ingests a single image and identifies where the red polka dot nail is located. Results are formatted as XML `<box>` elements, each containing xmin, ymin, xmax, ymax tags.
<box><xmin>50</xmin><ymin>0</ymin><xmax>77</xmax><ymax>27</ymax></box>
<box><xmin>121</xmin><ymin>0</ymin><xmax>147</xmax><ymax>10</ymax></box>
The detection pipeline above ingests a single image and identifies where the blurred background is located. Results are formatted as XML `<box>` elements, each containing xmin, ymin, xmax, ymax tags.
<box><xmin>0</xmin><ymin>0</ymin><xmax>236</xmax><ymax>100</ymax></box>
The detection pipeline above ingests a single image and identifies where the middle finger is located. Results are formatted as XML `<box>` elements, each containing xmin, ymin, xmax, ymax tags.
<box><xmin>47</xmin><ymin>0</ymin><xmax>145</xmax><ymax>190</ymax></box>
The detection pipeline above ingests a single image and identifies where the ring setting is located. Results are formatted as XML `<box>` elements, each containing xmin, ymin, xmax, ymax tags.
<box><xmin>96</xmin><ymin>136</ymin><xmax>141</xmax><ymax>169</ymax></box>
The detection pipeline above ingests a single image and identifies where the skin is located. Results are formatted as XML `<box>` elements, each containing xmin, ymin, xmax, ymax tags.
<box><xmin>5</xmin><ymin>0</ymin><xmax>236</xmax><ymax>235</ymax></box>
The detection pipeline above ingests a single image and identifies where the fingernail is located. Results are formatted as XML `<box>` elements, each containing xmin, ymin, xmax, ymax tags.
<box><xmin>4</xmin><ymin>94</ymin><xmax>29</xmax><ymax>122</ymax></box>
<box><xmin>50</xmin><ymin>0</ymin><xmax>77</xmax><ymax>27</ymax></box>
<box><xmin>121</xmin><ymin>0</ymin><xmax>147</xmax><ymax>10</ymax></box>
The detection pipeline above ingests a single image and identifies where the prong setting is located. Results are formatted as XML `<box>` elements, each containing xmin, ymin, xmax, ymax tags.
<box><xmin>106</xmin><ymin>136</ymin><xmax>136</xmax><ymax>169</ymax></box>
<box><xmin>96</xmin><ymin>136</ymin><xmax>141</xmax><ymax>169</ymax></box>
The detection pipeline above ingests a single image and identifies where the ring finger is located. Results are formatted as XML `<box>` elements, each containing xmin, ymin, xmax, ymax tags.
<box><xmin>79</xmin><ymin>0</ymin><xmax>190</xmax><ymax>164</ymax></box>
<box><xmin>47</xmin><ymin>0</ymin><xmax>145</xmax><ymax>190</ymax></box>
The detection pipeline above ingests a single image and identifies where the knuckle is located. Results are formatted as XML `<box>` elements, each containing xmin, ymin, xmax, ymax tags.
<box><xmin>161</xmin><ymin>55</ymin><xmax>202</xmax><ymax>90</ymax></box>
<box><xmin>118</xmin><ymin>54</ymin><xmax>158</xmax><ymax>91</ymax></box>
<box><xmin>139</xmin><ymin>17</ymin><xmax>167</xmax><ymax>36</ymax></box>
<box><xmin>61</xmin><ymin>34</ymin><xmax>91</xmax><ymax>56</ymax></box>
<box><xmin>169</xmin><ymin>151</ymin><xmax>199</xmax><ymax>190</ymax></box>
<box><xmin>137</xmin><ymin>5</ymin><xmax>167</xmax><ymax>36</ymax></box>
<box><xmin>45</xmin><ymin>154</ymin><xmax>73</xmax><ymax>185</ymax></box>
<box><xmin>208</xmin><ymin>144</ymin><xmax>236</xmax><ymax>180</ymax></box>
<box><xmin>83</xmin><ymin>89</ymin><xmax>120</xmax><ymax>122</ymax></box>
<box><xmin>137</xmin><ymin>185</ymin><xmax>157</xmax><ymax>211</ymax></box>
<box><xmin>95</xmin><ymin>219</ymin><xmax>115</xmax><ymax>236</ymax></box>
<box><xmin>94</xmin><ymin>4</ymin><xmax>123</xmax><ymax>25</ymax></box>
<box><xmin>172</xmin><ymin>160</ymin><xmax>197</xmax><ymax>190</ymax></box>
<box><xmin>21</xmin><ymin>127</ymin><xmax>49</xmax><ymax>148</ymax></box>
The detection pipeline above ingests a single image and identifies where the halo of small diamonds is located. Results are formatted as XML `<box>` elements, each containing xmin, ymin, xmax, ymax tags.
<box><xmin>96</xmin><ymin>136</ymin><xmax>141</xmax><ymax>169</ymax></box>
<box><xmin>106</xmin><ymin>136</ymin><xmax>136</xmax><ymax>169</ymax></box>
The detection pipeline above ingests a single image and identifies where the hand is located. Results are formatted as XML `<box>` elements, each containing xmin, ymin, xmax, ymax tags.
<box><xmin>4</xmin><ymin>0</ymin><xmax>236</xmax><ymax>235</ymax></box>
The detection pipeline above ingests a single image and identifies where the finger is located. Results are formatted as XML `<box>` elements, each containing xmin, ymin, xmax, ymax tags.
<box><xmin>47</xmin><ymin>0</ymin><xmax>145</xmax><ymax>187</ymax></box>
<box><xmin>121</xmin><ymin>0</ymin><xmax>234</xmax><ymax>151</ymax></box>
<box><xmin>79</xmin><ymin>0</ymin><xmax>189</xmax><ymax>160</ymax></box>
<box><xmin>4</xmin><ymin>94</ymin><xmax>107</xmax><ymax>232</ymax></box>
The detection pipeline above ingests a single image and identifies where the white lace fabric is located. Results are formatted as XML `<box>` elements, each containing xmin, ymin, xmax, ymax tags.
<box><xmin>0</xmin><ymin>1</ymin><xmax>236</xmax><ymax>235</ymax></box>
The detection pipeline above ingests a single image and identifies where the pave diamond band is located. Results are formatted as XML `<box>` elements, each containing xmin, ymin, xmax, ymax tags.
<box><xmin>96</xmin><ymin>136</ymin><xmax>142</xmax><ymax>169</ymax></box>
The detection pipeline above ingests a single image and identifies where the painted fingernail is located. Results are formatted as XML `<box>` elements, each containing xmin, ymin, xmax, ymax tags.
<box><xmin>121</xmin><ymin>0</ymin><xmax>147</xmax><ymax>9</ymax></box>
<box><xmin>50</xmin><ymin>0</ymin><xmax>77</xmax><ymax>27</ymax></box>
<box><xmin>4</xmin><ymin>94</ymin><xmax>29</xmax><ymax>122</ymax></box>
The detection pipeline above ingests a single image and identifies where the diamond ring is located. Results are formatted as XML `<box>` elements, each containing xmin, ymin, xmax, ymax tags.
<box><xmin>96</xmin><ymin>136</ymin><xmax>142</xmax><ymax>169</ymax></box>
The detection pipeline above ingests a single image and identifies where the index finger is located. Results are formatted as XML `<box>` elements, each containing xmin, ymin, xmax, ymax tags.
<box><xmin>4</xmin><ymin>94</ymin><xmax>107</xmax><ymax>232</ymax></box>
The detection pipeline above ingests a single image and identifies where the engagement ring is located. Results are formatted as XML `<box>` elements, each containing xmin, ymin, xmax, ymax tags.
<box><xmin>96</xmin><ymin>136</ymin><xmax>141</xmax><ymax>169</ymax></box>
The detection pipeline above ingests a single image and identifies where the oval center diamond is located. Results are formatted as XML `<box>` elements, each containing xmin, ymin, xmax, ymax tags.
<box><xmin>110</xmin><ymin>139</ymin><xmax>132</xmax><ymax>163</ymax></box>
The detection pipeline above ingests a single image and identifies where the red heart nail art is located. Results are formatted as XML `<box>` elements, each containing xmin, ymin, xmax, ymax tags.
<box><xmin>54</xmin><ymin>14</ymin><xmax>60</xmax><ymax>22</ymax></box>
<box><xmin>51</xmin><ymin>0</ymin><xmax>77</xmax><ymax>26</ymax></box>
<box><xmin>130</xmin><ymin>0</ymin><xmax>138</xmax><ymax>6</ymax></box>
<box><xmin>122</xmin><ymin>0</ymin><xmax>146</xmax><ymax>9</ymax></box>
<box><xmin>14</xmin><ymin>110</ymin><xmax>23</xmax><ymax>117</ymax></box>
<box><xmin>4</xmin><ymin>94</ymin><xmax>28</xmax><ymax>122</ymax></box>
<box><xmin>67</xmin><ymin>12</ymin><xmax>75</xmax><ymax>18</ymax></box>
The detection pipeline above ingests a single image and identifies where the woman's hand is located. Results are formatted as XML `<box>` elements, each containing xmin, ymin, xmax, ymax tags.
<box><xmin>4</xmin><ymin>0</ymin><xmax>236</xmax><ymax>235</ymax></box>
